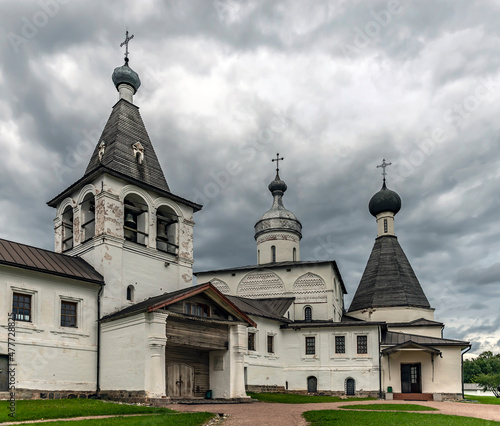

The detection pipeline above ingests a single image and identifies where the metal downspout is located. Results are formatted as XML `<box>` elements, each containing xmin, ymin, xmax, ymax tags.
<box><xmin>378</xmin><ymin>326</ymin><xmax>382</xmax><ymax>399</ymax></box>
<box><xmin>97</xmin><ymin>284</ymin><xmax>105</xmax><ymax>394</ymax></box>
<box><xmin>461</xmin><ymin>345</ymin><xmax>471</xmax><ymax>399</ymax></box>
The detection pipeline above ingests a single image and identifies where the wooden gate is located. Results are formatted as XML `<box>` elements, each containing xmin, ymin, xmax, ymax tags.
<box><xmin>167</xmin><ymin>364</ymin><xmax>194</xmax><ymax>397</ymax></box>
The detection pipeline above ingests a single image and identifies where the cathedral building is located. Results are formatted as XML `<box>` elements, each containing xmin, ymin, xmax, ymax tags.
<box><xmin>0</xmin><ymin>45</ymin><xmax>469</xmax><ymax>402</ymax></box>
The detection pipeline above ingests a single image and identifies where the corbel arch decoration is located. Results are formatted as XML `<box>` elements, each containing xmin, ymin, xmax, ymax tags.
<box><xmin>237</xmin><ymin>269</ymin><xmax>285</xmax><ymax>298</ymax></box>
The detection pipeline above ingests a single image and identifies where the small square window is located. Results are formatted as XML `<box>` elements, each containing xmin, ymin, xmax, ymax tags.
<box><xmin>357</xmin><ymin>335</ymin><xmax>367</xmax><ymax>354</ymax></box>
<box><xmin>267</xmin><ymin>335</ymin><xmax>274</xmax><ymax>353</ymax></box>
<box><xmin>13</xmin><ymin>293</ymin><xmax>31</xmax><ymax>322</ymax></box>
<box><xmin>61</xmin><ymin>301</ymin><xmax>77</xmax><ymax>328</ymax></box>
<box><xmin>335</xmin><ymin>335</ymin><xmax>346</xmax><ymax>354</ymax></box>
<box><xmin>305</xmin><ymin>336</ymin><xmax>315</xmax><ymax>355</ymax></box>
<box><xmin>248</xmin><ymin>332</ymin><xmax>256</xmax><ymax>351</ymax></box>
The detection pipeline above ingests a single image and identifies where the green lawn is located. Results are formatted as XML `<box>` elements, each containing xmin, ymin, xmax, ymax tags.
<box><xmin>0</xmin><ymin>399</ymin><xmax>211</xmax><ymax>424</ymax></box>
<box><xmin>339</xmin><ymin>403</ymin><xmax>438</xmax><ymax>411</ymax></box>
<box><xmin>247</xmin><ymin>392</ymin><xmax>376</xmax><ymax>404</ymax></box>
<box><xmin>303</xmin><ymin>410</ymin><xmax>499</xmax><ymax>425</ymax></box>
<box><xmin>465</xmin><ymin>395</ymin><xmax>500</xmax><ymax>405</ymax></box>
<box><xmin>26</xmin><ymin>413</ymin><xmax>215</xmax><ymax>425</ymax></box>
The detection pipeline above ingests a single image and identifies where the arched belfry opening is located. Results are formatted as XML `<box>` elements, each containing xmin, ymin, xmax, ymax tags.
<box><xmin>62</xmin><ymin>206</ymin><xmax>74</xmax><ymax>252</ymax></box>
<box><xmin>156</xmin><ymin>205</ymin><xmax>179</xmax><ymax>255</ymax></box>
<box><xmin>123</xmin><ymin>194</ymin><xmax>149</xmax><ymax>245</ymax></box>
<box><xmin>81</xmin><ymin>193</ymin><xmax>95</xmax><ymax>242</ymax></box>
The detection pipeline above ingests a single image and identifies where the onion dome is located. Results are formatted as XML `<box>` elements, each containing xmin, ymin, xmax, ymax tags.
<box><xmin>254</xmin><ymin>173</ymin><xmax>302</xmax><ymax>240</ymax></box>
<box><xmin>369</xmin><ymin>181</ymin><xmax>402</xmax><ymax>217</ymax></box>
<box><xmin>112</xmin><ymin>58</ymin><xmax>141</xmax><ymax>94</ymax></box>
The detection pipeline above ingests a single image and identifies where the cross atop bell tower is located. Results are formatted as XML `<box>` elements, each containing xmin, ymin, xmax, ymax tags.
<box><xmin>120</xmin><ymin>30</ymin><xmax>134</xmax><ymax>62</ymax></box>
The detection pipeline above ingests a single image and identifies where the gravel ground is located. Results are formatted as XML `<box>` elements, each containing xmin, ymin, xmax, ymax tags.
<box><xmin>173</xmin><ymin>399</ymin><xmax>500</xmax><ymax>425</ymax></box>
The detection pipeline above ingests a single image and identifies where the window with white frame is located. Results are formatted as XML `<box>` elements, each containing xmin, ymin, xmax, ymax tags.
<box><xmin>357</xmin><ymin>335</ymin><xmax>368</xmax><ymax>354</ymax></box>
<box><xmin>305</xmin><ymin>336</ymin><xmax>315</xmax><ymax>355</ymax></box>
<box><xmin>335</xmin><ymin>335</ymin><xmax>346</xmax><ymax>354</ymax></box>
<box><xmin>12</xmin><ymin>293</ymin><xmax>32</xmax><ymax>322</ymax></box>
<box><xmin>61</xmin><ymin>301</ymin><xmax>77</xmax><ymax>327</ymax></box>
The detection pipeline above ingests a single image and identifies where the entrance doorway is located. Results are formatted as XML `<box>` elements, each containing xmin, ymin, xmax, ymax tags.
<box><xmin>346</xmin><ymin>378</ymin><xmax>355</xmax><ymax>395</ymax></box>
<box><xmin>0</xmin><ymin>355</ymin><xmax>8</xmax><ymax>391</ymax></box>
<box><xmin>167</xmin><ymin>364</ymin><xmax>194</xmax><ymax>397</ymax></box>
<box><xmin>307</xmin><ymin>376</ymin><xmax>317</xmax><ymax>393</ymax></box>
<box><xmin>401</xmin><ymin>363</ymin><xmax>421</xmax><ymax>393</ymax></box>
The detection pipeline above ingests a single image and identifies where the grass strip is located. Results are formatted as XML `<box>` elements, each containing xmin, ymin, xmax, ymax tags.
<box><xmin>465</xmin><ymin>395</ymin><xmax>500</xmax><ymax>405</ymax></box>
<box><xmin>247</xmin><ymin>392</ymin><xmax>376</xmax><ymax>404</ymax></box>
<box><xmin>339</xmin><ymin>403</ymin><xmax>438</xmax><ymax>411</ymax></box>
<box><xmin>303</xmin><ymin>410</ymin><xmax>499</xmax><ymax>425</ymax></box>
<box><xmin>24</xmin><ymin>413</ymin><xmax>216</xmax><ymax>425</ymax></box>
<box><xmin>0</xmin><ymin>399</ymin><xmax>175</xmax><ymax>423</ymax></box>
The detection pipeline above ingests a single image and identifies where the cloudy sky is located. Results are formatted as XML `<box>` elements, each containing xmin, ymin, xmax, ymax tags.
<box><xmin>1</xmin><ymin>0</ymin><xmax>499</xmax><ymax>357</ymax></box>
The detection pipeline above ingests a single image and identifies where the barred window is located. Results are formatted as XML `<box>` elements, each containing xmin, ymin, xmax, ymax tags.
<box><xmin>248</xmin><ymin>332</ymin><xmax>256</xmax><ymax>351</ymax></box>
<box><xmin>335</xmin><ymin>335</ymin><xmax>346</xmax><ymax>354</ymax></box>
<box><xmin>267</xmin><ymin>335</ymin><xmax>274</xmax><ymax>353</ymax></box>
<box><xmin>305</xmin><ymin>336</ymin><xmax>315</xmax><ymax>355</ymax></box>
<box><xmin>305</xmin><ymin>306</ymin><xmax>312</xmax><ymax>322</ymax></box>
<box><xmin>13</xmin><ymin>293</ymin><xmax>31</xmax><ymax>322</ymax></box>
<box><xmin>61</xmin><ymin>301</ymin><xmax>77</xmax><ymax>327</ymax></box>
<box><xmin>357</xmin><ymin>335</ymin><xmax>368</xmax><ymax>354</ymax></box>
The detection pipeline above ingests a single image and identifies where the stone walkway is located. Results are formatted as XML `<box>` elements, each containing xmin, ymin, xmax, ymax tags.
<box><xmin>173</xmin><ymin>399</ymin><xmax>500</xmax><ymax>425</ymax></box>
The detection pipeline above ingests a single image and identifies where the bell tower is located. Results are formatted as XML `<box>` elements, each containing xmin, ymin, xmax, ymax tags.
<box><xmin>47</xmin><ymin>33</ymin><xmax>202</xmax><ymax>315</ymax></box>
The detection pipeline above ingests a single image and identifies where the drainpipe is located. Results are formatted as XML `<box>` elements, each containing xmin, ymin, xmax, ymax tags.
<box><xmin>461</xmin><ymin>345</ymin><xmax>471</xmax><ymax>399</ymax></box>
<box><xmin>96</xmin><ymin>284</ymin><xmax>105</xmax><ymax>395</ymax></box>
<box><xmin>378</xmin><ymin>326</ymin><xmax>382</xmax><ymax>399</ymax></box>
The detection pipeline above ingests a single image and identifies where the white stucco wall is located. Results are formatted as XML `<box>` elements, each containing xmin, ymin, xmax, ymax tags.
<box><xmin>349</xmin><ymin>306</ymin><xmax>435</xmax><ymax>323</ymax></box>
<box><xmin>0</xmin><ymin>266</ymin><xmax>100</xmax><ymax>391</ymax></box>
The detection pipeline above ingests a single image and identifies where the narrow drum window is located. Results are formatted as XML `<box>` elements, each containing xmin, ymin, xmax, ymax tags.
<box><xmin>384</xmin><ymin>218</ymin><xmax>388</xmax><ymax>233</ymax></box>
<box><xmin>305</xmin><ymin>306</ymin><xmax>312</xmax><ymax>322</ymax></box>
<box><xmin>126</xmin><ymin>285</ymin><xmax>134</xmax><ymax>302</ymax></box>
<box><xmin>271</xmin><ymin>245</ymin><xmax>276</xmax><ymax>263</ymax></box>
<box><xmin>293</xmin><ymin>247</ymin><xmax>296</xmax><ymax>261</ymax></box>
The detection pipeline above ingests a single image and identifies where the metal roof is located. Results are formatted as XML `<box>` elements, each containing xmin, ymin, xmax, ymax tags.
<box><xmin>101</xmin><ymin>282</ymin><xmax>256</xmax><ymax>327</ymax></box>
<box><xmin>226</xmin><ymin>295</ymin><xmax>295</xmax><ymax>322</ymax></box>
<box><xmin>349</xmin><ymin>235</ymin><xmax>431</xmax><ymax>312</ymax></box>
<box><xmin>0</xmin><ymin>238</ymin><xmax>103</xmax><ymax>284</ymax></box>
<box><xmin>387</xmin><ymin>318</ymin><xmax>444</xmax><ymax>327</ymax></box>
<box><xmin>381</xmin><ymin>331</ymin><xmax>469</xmax><ymax>347</ymax></box>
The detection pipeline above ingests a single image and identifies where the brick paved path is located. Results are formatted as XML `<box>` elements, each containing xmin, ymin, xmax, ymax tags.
<box><xmin>173</xmin><ymin>399</ymin><xmax>500</xmax><ymax>425</ymax></box>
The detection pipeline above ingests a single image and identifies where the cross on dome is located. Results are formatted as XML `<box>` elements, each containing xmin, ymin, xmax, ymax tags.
<box><xmin>377</xmin><ymin>158</ymin><xmax>392</xmax><ymax>181</ymax></box>
<box><xmin>120</xmin><ymin>30</ymin><xmax>134</xmax><ymax>62</ymax></box>
<box><xmin>272</xmin><ymin>153</ymin><xmax>284</xmax><ymax>174</ymax></box>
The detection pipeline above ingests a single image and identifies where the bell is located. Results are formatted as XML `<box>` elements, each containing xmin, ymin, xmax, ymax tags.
<box><xmin>125</xmin><ymin>213</ymin><xmax>136</xmax><ymax>227</ymax></box>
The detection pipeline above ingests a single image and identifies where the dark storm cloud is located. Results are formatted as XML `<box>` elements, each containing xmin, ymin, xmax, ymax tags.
<box><xmin>1</xmin><ymin>0</ymin><xmax>499</xmax><ymax>354</ymax></box>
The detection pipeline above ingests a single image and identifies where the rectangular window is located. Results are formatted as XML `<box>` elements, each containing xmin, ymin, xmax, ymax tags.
<box><xmin>61</xmin><ymin>301</ymin><xmax>77</xmax><ymax>327</ymax></box>
<box><xmin>357</xmin><ymin>335</ymin><xmax>368</xmax><ymax>354</ymax></box>
<box><xmin>335</xmin><ymin>335</ymin><xmax>345</xmax><ymax>354</ymax></box>
<box><xmin>267</xmin><ymin>335</ymin><xmax>274</xmax><ymax>353</ymax></box>
<box><xmin>184</xmin><ymin>302</ymin><xmax>209</xmax><ymax>318</ymax></box>
<box><xmin>13</xmin><ymin>293</ymin><xmax>32</xmax><ymax>322</ymax></box>
<box><xmin>305</xmin><ymin>336</ymin><xmax>315</xmax><ymax>355</ymax></box>
<box><xmin>248</xmin><ymin>332</ymin><xmax>256</xmax><ymax>351</ymax></box>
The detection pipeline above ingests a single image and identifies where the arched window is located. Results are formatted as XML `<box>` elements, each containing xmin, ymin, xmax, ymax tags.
<box><xmin>156</xmin><ymin>205</ymin><xmax>178</xmax><ymax>255</ymax></box>
<box><xmin>124</xmin><ymin>194</ymin><xmax>148</xmax><ymax>245</ymax></box>
<box><xmin>257</xmin><ymin>250</ymin><xmax>260</xmax><ymax>264</ymax></box>
<box><xmin>293</xmin><ymin>247</ymin><xmax>296</xmax><ymax>261</ymax></box>
<box><xmin>62</xmin><ymin>206</ymin><xmax>74</xmax><ymax>252</ymax></box>
<box><xmin>305</xmin><ymin>306</ymin><xmax>312</xmax><ymax>322</ymax></box>
<box><xmin>307</xmin><ymin>376</ymin><xmax>317</xmax><ymax>393</ymax></box>
<box><xmin>126</xmin><ymin>285</ymin><xmax>134</xmax><ymax>302</ymax></box>
<box><xmin>271</xmin><ymin>245</ymin><xmax>276</xmax><ymax>263</ymax></box>
<box><xmin>346</xmin><ymin>378</ymin><xmax>355</xmax><ymax>396</ymax></box>
<box><xmin>81</xmin><ymin>193</ymin><xmax>95</xmax><ymax>242</ymax></box>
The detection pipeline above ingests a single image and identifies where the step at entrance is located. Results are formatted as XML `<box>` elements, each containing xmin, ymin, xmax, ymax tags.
<box><xmin>393</xmin><ymin>393</ymin><xmax>433</xmax><ymax>401</ymax></box>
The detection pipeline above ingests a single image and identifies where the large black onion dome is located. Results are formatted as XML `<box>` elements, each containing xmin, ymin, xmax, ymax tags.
<box><xmin>369</xmin><ymin>181</ymin><xmax>402</xmax><ymax>217</ymax></box>
<box><xmin>268</xmin><ymin>173</ymin><xmax>287</xmax><ymax>193</ymax></box>
<box><xmin>112</xmin><ymin>59</ymin><xmax>141</xmax><ymax>94</ymax></box>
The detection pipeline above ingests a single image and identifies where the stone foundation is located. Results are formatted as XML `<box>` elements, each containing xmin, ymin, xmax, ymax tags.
<box><xmin>245</xmin><ymin>385</ymin><xmax>379</xmax><ymax>398</ymax></box>
<box><xmin>3</xmin><ymin>389</ymin><xmax>150</xmax><ymax>402</ymax></box>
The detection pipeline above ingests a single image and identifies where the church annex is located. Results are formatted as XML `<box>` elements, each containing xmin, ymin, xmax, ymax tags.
<box><xmin>0</xmin><ymin>42</ymin><xmax>469</xmax><ymax>402</ymax></box>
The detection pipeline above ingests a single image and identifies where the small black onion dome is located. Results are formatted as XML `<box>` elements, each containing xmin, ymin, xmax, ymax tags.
<box><xmin>112</xmin><ymin>59</ymin><xmax>141</xmax><ymax>93</ymax></box>
<box><xmin>268</xmin><ymin>174</ymin><xmax>287</xmax><ymax>193</ymax></box>
<box><xmin>369</xmin><ymin>181</ymin><xmax>402</xmax><ymax>217</ymax></box>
